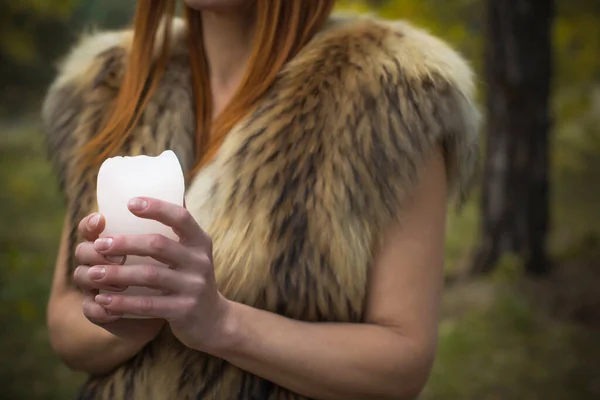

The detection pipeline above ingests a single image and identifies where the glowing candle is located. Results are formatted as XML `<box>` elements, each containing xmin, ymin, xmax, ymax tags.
<box><xmin>96</xmin><ymin>150</ymin><xmax>185</xmax><ymax>318</ymax></box>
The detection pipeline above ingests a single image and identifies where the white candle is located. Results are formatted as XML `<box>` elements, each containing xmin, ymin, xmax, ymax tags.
<box><xmin>96</xmin><ymin>150</ymin><xmax>185</xmax><ymax>319</ymax></box>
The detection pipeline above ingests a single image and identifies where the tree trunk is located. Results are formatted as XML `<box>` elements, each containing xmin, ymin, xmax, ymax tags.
<box><xmin>471</xmin><ymin>0</ymin><xmax>554</xmax><ymax>276</ymax></box>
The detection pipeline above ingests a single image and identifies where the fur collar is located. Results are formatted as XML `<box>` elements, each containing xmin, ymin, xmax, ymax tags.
<box><xmin>42</xmin><ymin>14</ymin><xmax>480</xmax><ymax>399</ymax></box>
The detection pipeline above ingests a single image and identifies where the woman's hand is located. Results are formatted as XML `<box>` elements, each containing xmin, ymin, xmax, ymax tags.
<box><xmin>73</xmin><ymin>213</ymin><xmax>166</xmax><ymax>343</ymax></box>
<box><xmin>83</xmin><ymin>197</ymin><xmax>233</xmax><ymax>353</ymax></box>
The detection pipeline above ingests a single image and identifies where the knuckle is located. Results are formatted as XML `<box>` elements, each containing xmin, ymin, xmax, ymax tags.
<box><xmin>194</xmin><ymin>252</ymin><xmax>213</xmax><ymax>273</ymax></box>
<box><xmin>175</xmin><ymin>207</ymin><xmax>191</xmax><ymax>226</ymax></box>
<box><xmin>73</xmin><ymin>266</ymin><xmax>81</xmax><ymax>281</ymax></box>
<box><xmin>82</xmin><ymin>304</ymin><xmax>94</xmax><ymax>320</ymax></box>
<box><xmin>111</xmin><ymin>235</ymin><xmax>124</xmax><ymax>249</ymax></box>
<box><xmin>149</xmin><ymin>234</ymin><xmax>168</xmax><ymax>251</ymax></box>
<box><xmin>142</xmin><ymin>264</ymin><xmax>160</xmax><ymax>285</ymax></box>
<box><xmin>102</xmin><ymin>265</ymin><xmax>116</xmax><ymax>279</ymax></box>
<box><xmin>78</xmin><ymin>218</ymin><xmax>88</xmax><ymax>235</ymax></box>
<box><xmin>202</xmin><ymin>232</ymin><xmax>213</xmax><ymax>252</ymax></box>
<box><xmin>82</xmin><ymin>299</ymin><xmax>104</xmax><ymax>322</ymax></box>
<box><xmin>188</xmin><ymin>275</ymin><xmax>206</xmax><ymax>293</ymax></box>
<box><xmin>74</xmin><ymin>242</ymin><xmax>85</xmax><ymax>263</ymax></box>
<box><xmin>180</xmin><ymin>296</ymin><xmax>198</xmax><ymax>316</ymax></box>
<box><xmin>139</xmin><ymin>297</ymin><xmax>154</xmax><ymax>314</ymax></box>
<box><xmin>81</xmin><ymin>297</ymin><xmax>92</xmax><ymax>312</ymax></box>
<box><xmin>104</xmin><ymin>285</ymin><xmax>127</xmax><ymax>293</ymax></box>
<box><xmin>191</xmin><ymin>251</ymin><xmax>207</xmax><ymax>266</ymax></box>
<box><xmin>73</xmin><ymin>266</ymin><xmax>87</xmax><ymax>284</ymax></box>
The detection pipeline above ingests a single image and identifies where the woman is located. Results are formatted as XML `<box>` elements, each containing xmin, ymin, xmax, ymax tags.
<box><xmin>44</xmin><ymin>0</ymin><xmax>480</xmax><ymax>399</ymax></box>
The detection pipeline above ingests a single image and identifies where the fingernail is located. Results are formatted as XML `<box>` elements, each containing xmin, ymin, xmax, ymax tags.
<box><xmin>88</xmin><ymin>214</ymin><xmax>100</xmax><ymax>229</ymax></box>
<box><xmin>94</xmin><ymin>238</ymin><xmax>113</xmax><ymax>251</ymax></box>
<box><xmin>106</xmin><ymin>255</ymin><xmax>126</xmax><ymax>264</ymax></box>
<box><xmin>128</xmin><ymin>197</ymin><xmax>148</xmax><ymax>211</ymax></box>
<box><xmin>88</xmin><ymin>267</ymin><xmax>106</xmax><ymax>280</ymax></box>
<box><xmin>95</xmin><ymin>294</ymin><xmax>112</xmax><ymax>305</ymax></box>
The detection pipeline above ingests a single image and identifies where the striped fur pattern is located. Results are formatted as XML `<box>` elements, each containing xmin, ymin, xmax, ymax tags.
<box><xmin>42</xmin><ymin>15</ymin><xmax>480</xmax><ymax>400</ymax></box>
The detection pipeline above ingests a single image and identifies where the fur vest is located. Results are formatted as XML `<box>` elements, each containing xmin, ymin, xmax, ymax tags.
<box><xmin>42</xmin><ymin>14</ymin><xmax>480</xmax><ymax>400</ymax></box>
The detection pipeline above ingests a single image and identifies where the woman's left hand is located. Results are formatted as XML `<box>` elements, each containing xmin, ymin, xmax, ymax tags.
<box><xmin>88</xmin><ymin>197</ymin><xmax>233</xmax><ymax>353</ymax></box>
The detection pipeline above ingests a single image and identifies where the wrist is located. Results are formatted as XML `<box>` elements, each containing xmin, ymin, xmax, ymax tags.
<box><xmin>203</xmin><ymin>296</ymin><xmax>248</xmax><ymax>358</ymax></box>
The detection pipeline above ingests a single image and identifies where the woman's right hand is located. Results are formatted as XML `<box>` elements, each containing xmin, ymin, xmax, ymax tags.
<box><xmin>73</xmin><ymin>213</ymin><xmax>166</xmax><ymax>343</ymax></box>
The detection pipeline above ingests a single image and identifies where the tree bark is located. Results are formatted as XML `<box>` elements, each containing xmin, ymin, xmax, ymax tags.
<box><xmin>471</xmin><ymin>0</ymin><xmax>554</xmax><ymax>276</ymax></box>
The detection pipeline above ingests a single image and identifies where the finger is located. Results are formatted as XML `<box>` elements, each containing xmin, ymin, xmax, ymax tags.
<box><xmin>74</xmin><ymin>266</ymin><xmax>128</xmax><ymax>293</ymax></box>
<box><xmin>87</xmin><ymin>264</ymin><xmax>202</xmax><ymax>294</ymax></box>
<box><xmin>95</xmin><ymin>293</ymin><xmax>194</xmax><ymax>320</ymax></box>
<box><xmin>101</xmin><ymin>318</ymin><xmax>165</xmax><ymax>339</ymax></box>
<box><xmin>83</xmin><ymin>295</ymin><xmax>123</xmax><ymax>325</ymax></box>
<box><xmin>75</xmin><ymin>242</ymin><xmax>126</xmax><ymax>266</ymax></box>
<box><xmin>78</xmin><ymin>213</ymin><xmax>106</xmax><ymax>242</ymax></box>
<box><xmin>127</xmin><ymin>197</ymin><xmax>210</xmax><ymax>248</ymax></box>
<box><xmin>93</xmin><ymin>234</ymin><xmax>192</xmax><ymax>268</ymax></box>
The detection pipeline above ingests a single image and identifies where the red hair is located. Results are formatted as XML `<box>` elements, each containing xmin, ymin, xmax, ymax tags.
<box><xmin>80</xmin><ymin>0</ymin><xmax>336</xmax><ymax>176</ymax></box>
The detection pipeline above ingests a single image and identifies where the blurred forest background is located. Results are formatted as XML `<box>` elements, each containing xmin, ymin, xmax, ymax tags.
<box><xmin>1</xmin><ymin>0</ymin><xmax>599</xmax><ymax>399</ymax></box>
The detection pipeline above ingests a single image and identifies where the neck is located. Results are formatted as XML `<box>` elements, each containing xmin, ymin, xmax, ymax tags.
<box><xmin>201</xmin><ymin>9</ymin><xmax>255</xmax><ymax>115</ymax></box>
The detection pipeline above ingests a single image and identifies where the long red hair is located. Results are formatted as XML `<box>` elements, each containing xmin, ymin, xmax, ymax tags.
<box><xmin>80</xmin><ymin>0</ymin><xmax>335</xmax><ymax>176</ymax></box>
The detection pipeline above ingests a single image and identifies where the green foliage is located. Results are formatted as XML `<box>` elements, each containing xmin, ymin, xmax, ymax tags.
<box><xmin>0</xmin><ymin>1</ymin><xmax>78</xmax><ymax>64</ymax></box>
<box><xmin>0</xmin><ymin>122</ymin><xmax>84</xmax><ymax>399</ymax></box>
<box><xmin>443</xmin><ymin>192</ymin><xmax>481</xmax><ymax>275</ymax></box>
<box><xmin>0</xmin><ymin>0</ymin><xmax>135</xmax><ymax>116</ymax></box>
<box><xmin>71</xmin><ymin>0</ymin><xmax>135</xmax><ymax>31</ymax></box>
<box><xmin>491</xmin><ymin>254</ymin><xmax>526</xmax><ymax>284</ymax></box>
<box><xmin>338</xmin><ymin>0</ymin><xmax>485</xmax><ymax>75</ymax></box>
<box><xmin>424</xmin><ymin>285</ymin><xmax>599</xmax><ymax>400</ymax></box>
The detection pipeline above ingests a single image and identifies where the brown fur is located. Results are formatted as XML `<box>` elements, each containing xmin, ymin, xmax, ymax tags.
<box><xmin>43</xmin><ymin>14</ymin><xmax>480</xmax><ymax>400</ymax></box>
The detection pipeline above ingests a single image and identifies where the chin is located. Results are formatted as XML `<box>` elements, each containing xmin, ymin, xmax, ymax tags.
<box><xmin>184</xmin><ymin>0</ymin><xmax>252</xmax><ymax>11</ymax></box>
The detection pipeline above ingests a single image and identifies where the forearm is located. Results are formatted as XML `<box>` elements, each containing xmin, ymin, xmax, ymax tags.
<box><xmin>210</xmin><ymin>301</ymin><xmax>435</xmax><ymax>400</ymax></box>
<box><xmin>47</xmin><ymin>289</ymin><xmax>145</xmax><ymax>375</ymax></box>
<box><xmin>47</xmin><ymin>219</ymin><xmax>150</xmax><ymax>375</ymax></box>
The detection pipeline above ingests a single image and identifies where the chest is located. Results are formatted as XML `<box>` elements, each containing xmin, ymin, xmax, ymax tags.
<box><xmin>183</xmin><ymin>124</ymin><xmax>371</xmax><ymax>323</ymax></box>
